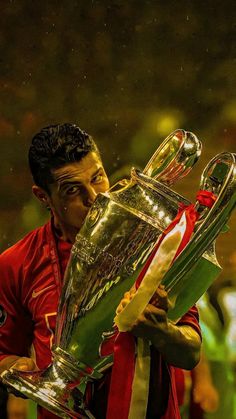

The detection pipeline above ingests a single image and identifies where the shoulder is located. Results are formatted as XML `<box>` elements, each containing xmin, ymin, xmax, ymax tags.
<box><xmin>0</xmin><ymin>221</ymin><xmax>52</xmax><ymax>269</ymax></box>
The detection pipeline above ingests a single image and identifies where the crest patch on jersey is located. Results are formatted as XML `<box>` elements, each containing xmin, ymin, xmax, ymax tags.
<box><xmin>0</xmin><ymin>305</ymin><xmax>7</xmax><ymax>327</ymax></box>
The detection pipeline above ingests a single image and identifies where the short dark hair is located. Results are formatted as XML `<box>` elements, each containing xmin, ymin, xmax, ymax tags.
<box><xmin>28</xmin><ymin>123</ymin><xmax>99</xmax><ymax>192</ymax></box>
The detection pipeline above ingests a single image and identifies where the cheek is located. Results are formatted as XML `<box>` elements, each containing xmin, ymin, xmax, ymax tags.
<box><xmin>57</xmin><ymin>203</ymin><xmax>71</xmax><ymax>215</ymax></box>
<box><xmin>62</xmin><ymin>201</ymin><xmax>87</xmax><ymax>220</ymax></box>
<box><xmin>97</xmin><ymin>180</ymin><xmax>110</xmax><ymax>193</ymax></box>
<box><xmin>58</xmin><ymin>195</ymin><xmax>83</xmax><ymax>211</ymax></box>
<box><xmin>50</xmin><ymin>195</ymin><xmax>68</xmax><ymax>214</ymax></box>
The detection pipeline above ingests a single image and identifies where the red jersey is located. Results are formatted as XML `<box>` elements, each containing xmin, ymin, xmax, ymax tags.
<box><xmin>0</xmin><ymin>220</ymin><xmax>71</xmax><ymax>418</ymax></box>
<box><xmin>0</xmin><ymin>219</ymin><xmax>201</xmax><ymax>419</ymax></box>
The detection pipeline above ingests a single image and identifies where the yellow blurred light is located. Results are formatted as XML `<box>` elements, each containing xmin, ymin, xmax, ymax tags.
<box><xmin>153</xmin><ymin>111</ymin><xmax>183</xmax><ymax>137</ymax></box>
<box><xmin>222</xmin><ymin>101</ymin><xmax>236</xmax><ymax>122</ymax></box>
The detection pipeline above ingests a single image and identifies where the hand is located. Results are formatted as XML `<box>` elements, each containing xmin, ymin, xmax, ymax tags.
<box><xmin>0</xmin><ymin>357</ymin><xmax>38</xmax><ymax>399</ymax></box>
<box><xmin>116</xmin><ymin>284</ymin><xmax>169</xmax><ymax>316</ymax></box>
<box><xmin>116</xmin><ymin>285</ymin><xmax>136</xmax><ymax>315</ymax></box>
<box><xmin>0</xmin><ymin>355</ymin><xmax>38</xmax><ymax>375</ymax></box>
<box><xmin>10</xmin><ymin>357</ymin><xmax>38</xmax><ymax>372</ymax></box>
<box><xmin>193</xmin><ymin>382</ymin><xmax>219</xmax><ymax>412</ymax></box>
<box><xmin>116</xmin><ymin>285</ymin><xmax>170</xmax><ymax>340</ymax></box>
<box><xmin>130</xmin><ymin>302</ymin><xmax>169</xmax><ymax>341</ymax></box>
<box><xmin>7</xmin><ymin>393</ymin><xmax>29</xmax><ymax>418</ymax></box>
<box><xmin>116</xmin><ymin>285</ymin><xmax>201</xmax><ymax>369</ymax></box>
<box><xmin>149</xmin><ymin>284</ymin><xmax>169</xmax><ymax>311</ymax></box>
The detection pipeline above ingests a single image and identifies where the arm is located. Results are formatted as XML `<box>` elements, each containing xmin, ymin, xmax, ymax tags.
<box><xmin>131</xmin><ymin>304</ymin><xmax>201</xmax><ymax>370</ymax></box>
<box><xmin>0</xmin><ymin>253</ymin><xmax>38</xmax><ymax>377</ymax></box>
<box><xmin>117</xmin><ymin>286</ymin><xmax>201</xmax><ymax>370</ymax></box>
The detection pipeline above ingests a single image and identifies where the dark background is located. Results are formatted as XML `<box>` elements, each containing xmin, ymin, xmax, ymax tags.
<box><xmin>1</xmin><ymin>0</ymin><xmax>236</xmax><ymax>289</ymax></box>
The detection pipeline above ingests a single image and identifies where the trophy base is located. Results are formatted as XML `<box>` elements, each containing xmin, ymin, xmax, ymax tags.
<box><xmin>1</xmin><ymin>365</ymin><xmax>95</xmax><ymax>419</ymax></box>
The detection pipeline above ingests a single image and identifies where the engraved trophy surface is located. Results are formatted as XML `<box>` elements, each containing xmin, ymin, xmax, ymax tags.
<box><xmin>1</xmin><ymin>130</ymin><xmax>236</xmax><ymax>418</ymax></box>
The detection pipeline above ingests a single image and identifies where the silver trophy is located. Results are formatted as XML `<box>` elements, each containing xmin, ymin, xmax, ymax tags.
<box><xmin>1</xmin><ymin>130</ymin><xmax>236</xmax><ymax>418</ymax></box>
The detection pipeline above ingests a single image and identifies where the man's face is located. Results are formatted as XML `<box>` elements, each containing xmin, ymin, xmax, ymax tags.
<box><xmin>47</xmin><ymin>151</ymin><xmax>110</xmax><ymax>240</ymax></box>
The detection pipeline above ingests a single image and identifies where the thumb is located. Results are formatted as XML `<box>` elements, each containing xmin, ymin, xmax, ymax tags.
<box><xmin>11</xmin><ymin>357</ymin><xmax>38</xmax><ymax>372</ymax></box>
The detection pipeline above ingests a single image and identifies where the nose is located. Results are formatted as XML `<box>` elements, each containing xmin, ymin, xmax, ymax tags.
<box><xmin>83</xmin><ymin>186</ymin><xmax>97</xmax><ymax>207</ymax></box>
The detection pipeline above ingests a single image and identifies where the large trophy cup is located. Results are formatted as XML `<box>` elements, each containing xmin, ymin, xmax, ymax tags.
<box><xmin>2</xmin><ymin>129</ymin><xmax>236</xmax><ymax>418</ymax></box>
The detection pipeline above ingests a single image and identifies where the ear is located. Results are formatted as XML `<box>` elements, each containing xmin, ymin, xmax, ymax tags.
<box><xmin>32</xmin><ymin>185</ymin><xmax>50</xmax><ymax>206</ymax></box>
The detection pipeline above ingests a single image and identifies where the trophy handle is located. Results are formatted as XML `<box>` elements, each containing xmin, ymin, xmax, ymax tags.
<box><xmin>163</xmin><ymin>152</ymin><xmax>236</xmax><ymax>320</ymax></box>
<box><xmin>195</xmin><ymin>152</ymin><xmax>236</xmax><ymax>230</ymax></box>
<box><xmin>143</xmin><ymin>129</ymin><xmax>202</xmax><ymax>185</ymax></box>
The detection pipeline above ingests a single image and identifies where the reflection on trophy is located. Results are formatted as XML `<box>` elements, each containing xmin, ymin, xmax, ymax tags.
<box><xmin>1</xmin><ymin>129</ymin><xmax>236</xmax><ymax>418</ymax></box>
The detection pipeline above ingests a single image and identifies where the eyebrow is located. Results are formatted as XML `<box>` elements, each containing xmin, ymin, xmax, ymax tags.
<box><xmin>55</xmin><ymin>168</ymin><xmax>103</xmax><ymax>190</ymax></box>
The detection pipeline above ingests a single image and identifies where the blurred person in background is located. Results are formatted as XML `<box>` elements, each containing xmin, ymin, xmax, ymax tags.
<box><xmin>188</xmin><ymin>349</ymin><xmax>219</xmax><ymax>418</ymax></box>
<box><xmin>179</xmin><ymin>290</ymin><xmax>236</xmax><ymax>419</ymax></box>
<box><xmin>7</xmin><ymin>394</ymin><xmax>28</xmax><ymax>419</ymax></box>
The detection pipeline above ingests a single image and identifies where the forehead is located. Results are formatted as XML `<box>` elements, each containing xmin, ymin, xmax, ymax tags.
<box><xmin>51</xmin><ymin>152</ymin><xmax>103</xmax><ymax>183</ymax></box>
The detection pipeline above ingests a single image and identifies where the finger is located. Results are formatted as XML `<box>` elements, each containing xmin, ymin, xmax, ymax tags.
<box><xmin>130</xmin><ymin>286</ymin><xmax>136</xmax><ymax>296</ymax></box>
<box><xmin>121</xmin><ymin>299</ymin><xmax>130</xmax><ymax>308</ymax></box>
<box><xmin>155</xmin><ymin>287</ymin><xmax>168</xmax><ymax>299</ymax></box>
<box><xmin>116</xmin><ymin>287</ymin><xmax>137</xmax><ymax>314</ymax></box>
<box><xmin>124</xmin><ymin>290</ymin><xmax>135</xmax><ymax>299</ymax></box>
<box><xmin>116</xmin><ymin>297</ymin><xmax>131</xmax><ymax>314</ymax></box>
<box><xmin>11</xmin><ymin>358</ymin><xmax>37</xmax><ymax>372</ymax></box>
<box><xmin>150</xmin><ymin>292</ymin><xmax>169</xmax><ymax>311</ymax></box>
<box><xmin>143</xmin><ymin>305</ymin><xmax>168</xmax><ymax>323</ymax></box>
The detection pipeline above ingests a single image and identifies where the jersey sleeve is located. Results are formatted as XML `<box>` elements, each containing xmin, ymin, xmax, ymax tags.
<box><xmin>176</xmin><ymin>305</ymin><xmax>202</xmax><ymax>339</ymax></box>
<box><xmin>0</xmin><ymin>251</ymin><xmax>33</xmax><ymax>363</ymax></box>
